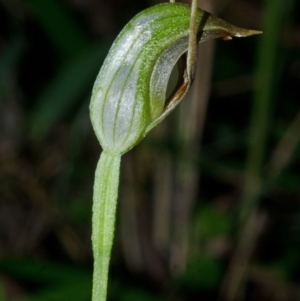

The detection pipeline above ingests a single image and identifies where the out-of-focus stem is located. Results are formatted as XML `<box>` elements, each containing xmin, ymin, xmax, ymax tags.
<box><xmin>240</xmin><ymin>0</ymin><xmax>289</xmax><ymax>222</ymax></box>
<box><xmin>170</xmin><ymin>0</ymin><xmax>216</xmax><ymax>275</ymax></box>
<box><xmin>221</xmin><ymin>1</ymin><xmax>295</xmax><ymax>300</ymax></box>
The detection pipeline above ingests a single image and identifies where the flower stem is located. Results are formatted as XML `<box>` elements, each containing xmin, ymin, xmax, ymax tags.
<box><xmin>92</xmin><ymin>151</ymin><xmax>121</xmax><ymax>301</ymax></box>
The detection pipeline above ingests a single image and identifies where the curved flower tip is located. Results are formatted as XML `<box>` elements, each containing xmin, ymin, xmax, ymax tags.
<box><xmin>205</xmin><ymin>14</ymin><xmax>262</xmax><ymax>40</ymax></box>
<box><xmin>230</xmin><ymin>28</ymin><xmax>263</xmax><ymax>38</ymax></box>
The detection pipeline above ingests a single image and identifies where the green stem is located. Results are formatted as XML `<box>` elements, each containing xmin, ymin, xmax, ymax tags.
<box><xmin>92</xmin><ymin>151</ymin><xmax>121</xmax><ymax>301</ymax></box>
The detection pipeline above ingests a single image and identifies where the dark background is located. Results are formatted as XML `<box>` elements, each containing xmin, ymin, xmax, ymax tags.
<box><xmin>0</xmin><ymin>0</ymin><xmax>300</xmax><ymax>300</ymax></box>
